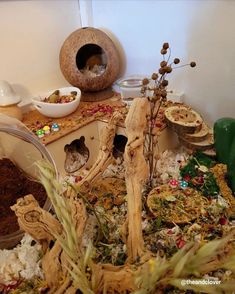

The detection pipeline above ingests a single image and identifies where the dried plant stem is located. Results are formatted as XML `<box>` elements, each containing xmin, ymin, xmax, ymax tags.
<box><xmin>166</xmin><ymin>47</ymin><xmax>171</xmax><ymax>64</ymax></box>
<box><xmin>147</xmin><ymin>100</ymin><xmax>155</xmax><ymax>187</ymax></box>
<box><xmin>146</xmin><ymin>98</ymin><xmax>163</xmax><ymax>190</ymax></box>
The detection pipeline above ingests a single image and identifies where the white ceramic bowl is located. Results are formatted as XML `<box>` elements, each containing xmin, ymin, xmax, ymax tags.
<box><xmin>32</xmin><ymin>87</ymin><xmax>81</xmax><ymax>118</ymax></box>
<box><xmin>0</xmin><ymin>80</ymin><xmax>21</xmax><ymax>106</ymax></box>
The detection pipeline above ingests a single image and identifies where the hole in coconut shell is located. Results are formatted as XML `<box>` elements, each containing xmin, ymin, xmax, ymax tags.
<box><xmin>76</xmin><ymin>43</ymin><xmax>107</xmax><ymax>77</ymax></box>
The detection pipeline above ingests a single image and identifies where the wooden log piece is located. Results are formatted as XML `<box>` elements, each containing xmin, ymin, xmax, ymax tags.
<box><xmin>165</xmin><ymin>105</ymin><xmax>203</xmax><ymax>135</ymax></box>
<box><xmin>182</xmin><ymin>122</ymin><xmax>211</xmax><ymax>143</ymax></box>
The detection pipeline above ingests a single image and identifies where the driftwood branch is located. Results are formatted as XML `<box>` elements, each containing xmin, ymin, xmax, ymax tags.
<box><xmin>91</xmin><ymin>263</ymin><xmax>137</xmax><ymax>293</ymax></box>
<box><xmin>11</xmin><ymin>194</ymin><xmax>62</xmax><ymax>252</ymax></box>
<box><xmin>78</xmin><ymin>111</ymin><xmax>123</xmax><ymax>190</ymax></box>
<box><xmin>124</xmin><ymin>98</ymin><xmax>149</xmax><ymax>263</ymax></box>
<box><xmin>11</xmin><ymin>194</ymin><xmax>87</xmax><ymax>294</ymax></box>
<box><xmin>11</xmin><ymin>103</ymin><xmax>153</xmax><ymax>292</ymax></box>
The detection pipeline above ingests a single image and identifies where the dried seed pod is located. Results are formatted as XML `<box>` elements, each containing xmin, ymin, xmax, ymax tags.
<box><xmin>165</xmin><ymin>66</ymin><xmax>172</xmax><ymax>73</ymax></box>
<box><xmin>161</xmin><ymin>90</ymin><xmax>167</xmax><ymax>98</ymax></box>
<box><xmin>190</xmin><ymin>61</ymin><xmax>196</xmax><ymax>67</ymax></box>
<box><xmin>163</xmin><ymin>42</ymin><xmax>169</xmax><ymax>50</ymax></box>
<box><xmin>151</xmin><ymin>73</ymin><xmax>158</xmax><ymax>80</ymax></box>
<box><xmin>161</xmin><ymin>80</ymin><xmax>168</xmax><ymax>87</ymax></box>
<box><xmin>174</xmin><ymin>58</ymin><xmax>180</xmax><ymax>64</ymax></box>
<box><xmin>142</xmin><ymin>78</ymin><xmax>149</xmax><ymax>85</ymax></box>
<box><xmin>161</xmin><ymin>49</ymin><xmax>167</xmax><ymax>55</ymax></box>
<box><xmin>159</xmin><ymin>68</ymin><xmax>165</xmax><ymax>75</ymax></box>
<box><xmin>160</xmin><ymin>61</ymin><xmax>167</xmax><ymax>68</ymax></box>
<box><xmin>154</xmin><ymin>88</ymin><xmax>161</xmax><ymax>96</ymax></box>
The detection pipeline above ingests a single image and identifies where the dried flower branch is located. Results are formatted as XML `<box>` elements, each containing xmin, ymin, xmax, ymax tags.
<box><xmin>141</xmin><ymin>42</ymin><xmax>196</xmax><ymax>190</ymax></box>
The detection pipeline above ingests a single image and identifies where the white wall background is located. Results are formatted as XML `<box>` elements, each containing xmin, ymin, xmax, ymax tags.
<box><xmin>1</xmin><ymin>0</ymin><xmax>235</xmax><ymax>125</ymax></box>
<box><xmin>89</xmin><ymin>0</ymin><xmax>235</xmax><ymax>125</ymax></box>
<box><xmin>0</xmin><ymin>0</ymin><xmax>81</xmax><ymax>103</ymax></box>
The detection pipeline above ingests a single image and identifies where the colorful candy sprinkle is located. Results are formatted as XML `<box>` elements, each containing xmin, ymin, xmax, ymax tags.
<box><xmin>36</xmin><ymin>129</ymin><xmax>45</xmax><ymax>138</ymax></box>
<box><xmin>51</xmin><ymin>123</ymin><xmax>59</xmax><ymax>132</ymax></box>
<box><xmin>180</xmin><ymin>180</ymin><xmax>188</xmax><ymax>189</ymax></box>
<box><xmin>183</xmin><ymin>174</ymin><xmax>191</xmax><ymax>182</ymax></box>
<box><xmin>169</xmin><ymin>179</ymin><xmax>179</xmax><ymax>188</ymax></box>
<box><xmin>43</xmin><ymin>125</ymin><xmax>50</xmax><ymax>134</ymax></box>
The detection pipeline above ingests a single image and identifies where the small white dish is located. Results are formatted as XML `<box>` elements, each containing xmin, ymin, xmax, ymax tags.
<box><xmin>32</xmin><ymin>87</ymin><xmax>81</xmax><ymax>118</ymax></box>
<box><xmin>0</xmin><ymin>80</ymin><xmax>21</xmax><ymax>106</ymax></box>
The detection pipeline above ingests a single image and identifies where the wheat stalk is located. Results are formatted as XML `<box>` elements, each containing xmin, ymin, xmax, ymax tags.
<box><xmin>134</xmin><ymin>232</ymin><xmax>235</xmax><ymax>294</ymax></box>
<box><xmin>36</xmin><ymin>160</ymin><xmax>94</xmax><ymax>294</ymax></box>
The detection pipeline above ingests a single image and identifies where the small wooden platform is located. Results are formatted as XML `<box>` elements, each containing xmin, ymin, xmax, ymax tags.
<box><xmin>22</xmin><ymin>94</ymin><xmax>170</xmax><ymax>146</ymax></box>
<box><xmin>22</xmin><ymin>93</ymin><xmax>126</xmax><ymax>145</ymax></box>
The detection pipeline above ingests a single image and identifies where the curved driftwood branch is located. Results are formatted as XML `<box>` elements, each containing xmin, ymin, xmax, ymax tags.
<box><xmin>11</xmin><ymin>194</ymin><xmax>87</xmax><ymax>294</ymax></box>
<box><xmin>11</xmin><ymin>194</ymin><xmax>62</xmax><ymax>251</ymax></box>
<box><xmin>78</xmin><ymin>111</ymin><xmax>124</xmax><ymax>190</ymax></box>
<box><xmin>91</xmin><ymin>263</ymin><xmax>137</xmax><ymax>293</ymax></box>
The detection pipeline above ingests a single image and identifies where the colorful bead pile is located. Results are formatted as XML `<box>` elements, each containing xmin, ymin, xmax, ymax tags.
<box><xmin>35</xmin><ymin>122</ymin><xmax>60</xmax><ymax>138</ymax></box>
<box><xmin>168</xmin><ymin>179</ymin><xmax>189</xmax><ymax>190</ymax></box>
